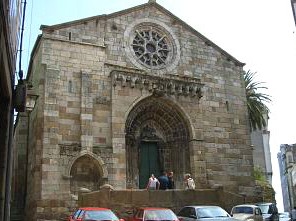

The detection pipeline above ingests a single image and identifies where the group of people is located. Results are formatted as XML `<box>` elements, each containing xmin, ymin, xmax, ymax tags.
<box><xmin>146</xmin><ymin>171</ymin><xmax>195</xmax><ymax>190</ymax></box>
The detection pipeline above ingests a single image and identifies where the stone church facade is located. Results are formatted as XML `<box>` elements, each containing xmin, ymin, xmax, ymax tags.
<box><xmin>14</xmin><ymin>1</ymin><xmax>256</xmax><ymax>220</ymax></box>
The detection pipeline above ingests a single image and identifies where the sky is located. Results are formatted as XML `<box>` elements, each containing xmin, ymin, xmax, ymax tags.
<box><xmin>22</xmin><ymin>0</ymin><xmax>296</xmax><ymax>212</ymax></box>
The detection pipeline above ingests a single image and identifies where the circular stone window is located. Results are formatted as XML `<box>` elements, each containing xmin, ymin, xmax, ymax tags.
<box><xmin>124</xmin><ymin>19</ymin><xmax>180</xmax><ymax>72</ymax></box>
<box><xmin>132</xmin><ymin>28</ymin><xmax>170</xmax><ymax>68</ymax></box>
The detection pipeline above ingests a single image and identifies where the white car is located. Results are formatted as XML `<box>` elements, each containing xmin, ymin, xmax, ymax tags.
<box><xmin>231</xmin><ymin>204</ymin><xmax>263</xmax><ymax>221</ymax></box>
<box><xmin>178</xmin><ymin>205</ymin><xmax>240</xmax><ymax>221</ymax></box>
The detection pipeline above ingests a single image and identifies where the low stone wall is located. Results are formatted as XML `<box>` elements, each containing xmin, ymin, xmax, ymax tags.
<box><xmin>78</xmin><ymin>188</ymin><xmax>262</xmax><ymax>219</ymax></box>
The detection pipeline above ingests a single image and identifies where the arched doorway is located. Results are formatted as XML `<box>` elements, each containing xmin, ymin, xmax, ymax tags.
<box><xmin>125</xmin><ymin>96</ymin><xmax>191</xmax><ymax>189</ymax></box>
<box><xmin>70</xmin><ymin>155</ymin><xmax>104</xmax><ymax>195</ymax></box>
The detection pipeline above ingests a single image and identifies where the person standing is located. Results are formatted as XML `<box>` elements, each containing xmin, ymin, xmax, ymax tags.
<box><xmin>158</xmin><ymin>171</ymin><xmax>169</xmax><ymax>190</ymax></box>
<box><xmin>146</xmin><ymin>174</ymin><xmax>159</xmax><ymax>190</ymax></box>
<box><xmin>168</xmin><ymin>171</ymin><xmax>175</xmax><ymax>189</ymax></box>
<box><xmin>184</xmin><ymin>173</ymin><xmax>195</xmax><ymax>190</ymax></box>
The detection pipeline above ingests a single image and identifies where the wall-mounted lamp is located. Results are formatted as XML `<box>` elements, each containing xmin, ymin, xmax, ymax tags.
<box><xmin>25</xmin><ymin>89</ymin><xmax>38</xmax><ymax>112</ymax></box>
<box><xmin>14</xmin><ymin>80</ymin><xmax>38</xmax><ymax>113</ymax></box>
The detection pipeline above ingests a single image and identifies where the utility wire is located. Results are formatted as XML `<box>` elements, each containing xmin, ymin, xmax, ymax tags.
<box><xmin>26</xmin><ymin>0</ymin><xmax>34</xmax><ymax>77</ymax></box>
<box><xmin>18</xmin><ymin>0</ymin><xmax>28</xmax><ymax>80</ymax></box>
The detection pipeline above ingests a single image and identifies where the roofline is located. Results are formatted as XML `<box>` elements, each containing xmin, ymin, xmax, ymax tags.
<box><xmin>26</xmin><ymin>34</ymin><xmax>42</xmax><ymax>82</ymax></box>
<box><xmin>40</xmin><ymin>2</ymin><xmax>245</xmax><ymax>67</ymax></box>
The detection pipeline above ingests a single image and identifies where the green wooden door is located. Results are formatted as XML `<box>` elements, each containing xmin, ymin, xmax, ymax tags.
<box><xmin>139</xmin><ymin>142</ymin><xmax>160</xmax><ymax>189</ymax></box>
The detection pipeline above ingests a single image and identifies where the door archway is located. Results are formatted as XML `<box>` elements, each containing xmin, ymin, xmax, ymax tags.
<box><xmin>125</xmin><ymin>96</ymin><xmax>191</xmax><ymax>189</ymax></box>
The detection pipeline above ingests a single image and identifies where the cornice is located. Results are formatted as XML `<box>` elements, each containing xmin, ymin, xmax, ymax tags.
<box><xmin>110</xmin><ymin>68</ymin><xmax>204</xmax><ymax>99</ymax></box>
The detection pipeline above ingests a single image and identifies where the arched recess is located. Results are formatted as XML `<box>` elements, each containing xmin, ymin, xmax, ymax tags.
<box><xmin>125</xmin><ymin>96</ymin><xmax>192</xmax><ymax>189</ymax></box>
<box><xmin>67</xmin><ymin>152</ymin><xmax>108</xmax><ymax>195</ymax></box>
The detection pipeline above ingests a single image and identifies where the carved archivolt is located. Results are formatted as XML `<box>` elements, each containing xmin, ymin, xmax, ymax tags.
<box><xmin>111</xmin><ymin>70</ymin><xmax>204</xmax><ymax>99</ymax></box>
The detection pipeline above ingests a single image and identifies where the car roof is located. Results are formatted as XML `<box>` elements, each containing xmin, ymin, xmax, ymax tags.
<box><xmin>78</xmin><ymin>207</ymin><xmax>111</xmax><ymax>211</ymax></box>
<box><xmin>183</xmin><ymin>206</ymin><xmax>223</xmax><ymax>209</ymax></box>
<box><xmin>256</xmin><ymin>202</ymin><xmax>274</xmax><ymax>205</ymax></box>
<box><xmin>138</xmin><ymin>207</ymin><xmax>171</xmax><ymax>210</ymax></box>
<box><xmin>232</xmin><ymin>204</ymin><xmax>259</xmax><ymax>208</ymax></box>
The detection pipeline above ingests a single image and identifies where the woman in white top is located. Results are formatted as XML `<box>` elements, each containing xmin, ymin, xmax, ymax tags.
<box><xmin>146</xmin><ymin>174</ymin><xmax>160</xmax><ymax>190</ymax></box>
<box><xmin>184</xmin><ymin>173</ymin><xmax>195</xmax><ymax>190</ymax></box>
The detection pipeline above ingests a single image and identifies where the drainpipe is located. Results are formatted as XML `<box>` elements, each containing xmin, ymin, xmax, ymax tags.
<box><xmin>23</xmin><ymin>112</ymin><xmax>30</xmax><ymax>219</ymax></box>
<box><xmin>4</xmin><ymin>75</ymin><xmax>15</xmax><ymax>221</ymax></box>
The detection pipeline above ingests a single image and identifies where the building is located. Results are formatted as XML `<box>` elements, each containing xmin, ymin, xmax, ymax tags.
<box><xmin>278</xmin><ymin>144</ymin><xmax>296</xmax><ymax>212</ymax></box>
<box><xmin>14</xmin><ymin>1</ymin><xmax>258</xmax><ymax>220</ymax></box>
<box><xmin>251</xmin><ymin>113</ymin><xmax>273</xmax><ymax>185</ymax></box>
<box><xmin>0</xmin><ymin>0</ymin><xmax>23</xmax><ymax>221</ymax></box>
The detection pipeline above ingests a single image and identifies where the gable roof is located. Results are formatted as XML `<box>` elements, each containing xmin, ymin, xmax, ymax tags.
<box><xmin>40</xmin><ymin>1</ymin><xmax>245</xmax><ymax>67</ymax></box>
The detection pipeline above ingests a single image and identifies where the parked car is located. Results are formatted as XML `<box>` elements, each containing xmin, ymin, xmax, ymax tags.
<box><xmin>68</xmin><ymin>207</ymin><xmax>123</xmax><ymax>221</ymax></box>
<box><xmin>255</xmin><ymin>203</ymin><xmax>279</xmax><ymax>221</ymax></box>
<box><xmin>279</xmin><ymin>212</ymin><xmax>291</xmax><ymax>221</ymax></box>
<box><xmin>230</xmin><ymin>204</ymin><xmax>263</xmax><ymax>221</ymax></box>
<box><xmin>177</xmin><ymin>205</ymin><xmax>239</xmax><ymax>221</ymax></box>
<box><xmin>129</xmin><ymin>207</ymin><xmax>179</xmax><ymax>221</ymax></box>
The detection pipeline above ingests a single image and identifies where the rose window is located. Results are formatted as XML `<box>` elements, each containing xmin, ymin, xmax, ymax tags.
<box><xmin>132</xmin><ymin>29</ymin><xmax>170</xmax><ymax>68</ymax></box>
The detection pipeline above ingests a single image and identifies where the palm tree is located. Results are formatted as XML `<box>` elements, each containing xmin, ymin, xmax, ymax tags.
<box><xmin>244</xmin><ymin>70</ymin><xmax>271</xmax><ymax>131</ymax></box>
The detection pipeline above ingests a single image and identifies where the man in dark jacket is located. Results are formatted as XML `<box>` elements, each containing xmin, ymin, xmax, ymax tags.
<box><xmin>168</xmin><ymin>171</ymin><xmax>175</xmax><ymax>189</ymax></box>
<box><xmin>158</xmin><ymin>171</ymin><xmax>169</xmax><ymax>190</ymax></box>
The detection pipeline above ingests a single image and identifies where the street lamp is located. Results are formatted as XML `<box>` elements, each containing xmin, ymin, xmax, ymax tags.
<box><xmin>25</xmin><ymin>89</ymin><xmax>38</xmax><ymax>112</ymax></box>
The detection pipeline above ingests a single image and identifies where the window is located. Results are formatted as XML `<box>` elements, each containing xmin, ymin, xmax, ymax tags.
<box><xmin>132</xmin><ymin>28</ymin><xmax>170</xmax><ymax>68</ymax></box>
<box><xmin>68</xmin><ymin>80</ymin><xmax>73</xmax><ymax>93</ymax></box>
<box><xmin>178</xmin><ymin>207</ymin><xmax>192</xmax><ymax>218</ymax></box>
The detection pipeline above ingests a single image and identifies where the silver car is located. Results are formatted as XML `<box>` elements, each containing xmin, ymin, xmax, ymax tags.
<box><xmin>231</xmin><ymin>204</ymin><xmax>263</xmax><ymax>221</ymax></box>
<box><xmin>177</xmin><ymin>206</ymin><xmax>239</xmax><ymax>221</ymax></box>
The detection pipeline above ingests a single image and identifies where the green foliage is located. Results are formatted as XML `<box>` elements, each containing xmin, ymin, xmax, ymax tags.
<box><xmin>244</xmin><ymin>70</ymin><xmax>271</xmax><ymax>131</ymax></box>
<box><xmin>253</xmin><ymin>166</ymin><xmax>276</xmax><ymax>202</ymax></box>
<box><xmin>253</xmin><ymin>166</ymin><xmax>266</xmax><ymax>182</ymax></box>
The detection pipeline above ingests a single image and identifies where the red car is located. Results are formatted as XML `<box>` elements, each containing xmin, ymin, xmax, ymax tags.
<box><xmin>130</xmin><ymin>207</ymin><xmax>179</xmax><ymax>221</ymax></box>
<box><xmin>68</xmin><ymin>207</ymin><xmax>124</xmax><ymax>221</ymax></box>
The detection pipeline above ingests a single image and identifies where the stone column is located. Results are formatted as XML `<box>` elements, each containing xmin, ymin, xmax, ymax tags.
<box><xmin>110</xmin><ymin>73</ymin><xmax>127</xmax><ymax>189</ymax></box>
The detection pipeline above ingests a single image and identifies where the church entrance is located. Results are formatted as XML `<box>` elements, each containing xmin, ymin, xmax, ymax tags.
<box><xmin>125</xmin><ymin>96</ymin><xmax>191</xmax><ymax>189</ymax></box>
<box><xmin>139</xmin><ymin>141</ymin><xmax>161</xmax><ymax>189</ymax></box>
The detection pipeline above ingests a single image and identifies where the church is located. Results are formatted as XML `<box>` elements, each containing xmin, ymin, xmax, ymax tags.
<box><xmin>14</xmin><ymin>0</ymin><xmax>257</xmax><ymax>220</ymax></box>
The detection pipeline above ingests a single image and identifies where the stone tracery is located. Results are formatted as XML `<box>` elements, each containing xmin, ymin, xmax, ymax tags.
<box><xmin>132</xmin><ymin>28</ymin><xmax>170</xmax><ymax>67</ymax></box>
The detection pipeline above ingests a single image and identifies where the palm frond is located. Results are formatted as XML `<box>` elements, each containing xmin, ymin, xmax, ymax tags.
<box><xmin>244</xmin><ymin>70</ymin><xmax>272</xmax><ymax>131</ymax></box>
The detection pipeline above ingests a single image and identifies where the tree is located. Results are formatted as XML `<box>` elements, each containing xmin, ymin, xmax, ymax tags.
<box><xmin>244</xmin><ymin>70</ymin><xmax>271</xmax><ymax>131</ymax></box>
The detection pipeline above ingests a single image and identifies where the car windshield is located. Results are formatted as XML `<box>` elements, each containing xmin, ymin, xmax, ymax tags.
<box><xmin>196</xmin><ymin>207</ymin><xmax>230</xmax><ymax>218</ymax></box>
<box><xmin>232</xmin><ymin>207</ymin><xmax>253</xmax><ymax>214</ymax></box>
<box><xmin>256</xmin><ymin>205</ymin><xmax>270</xmax><ymax>214</ymax></box>
<box><xmin>84</xmin><ymin>210</ymin><xmax>119</xmax><ymax>221</ymax></box>
<box><xmin>144</xmin><ymin>209</ymin><xmax>178</xmax><ymax>221</ymax></box>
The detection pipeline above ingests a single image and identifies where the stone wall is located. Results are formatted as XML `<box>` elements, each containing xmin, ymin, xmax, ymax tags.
<box><xmin>78</xmin><ymin>188</ymin><xmax>263</xmax><ymax>219</ymax></box>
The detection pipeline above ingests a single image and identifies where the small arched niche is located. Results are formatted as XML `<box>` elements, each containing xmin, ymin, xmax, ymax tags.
<box><xmin>70</xmin><ymin>154</ymin><xmax>105</xmax><ymax>195</ymax></box>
